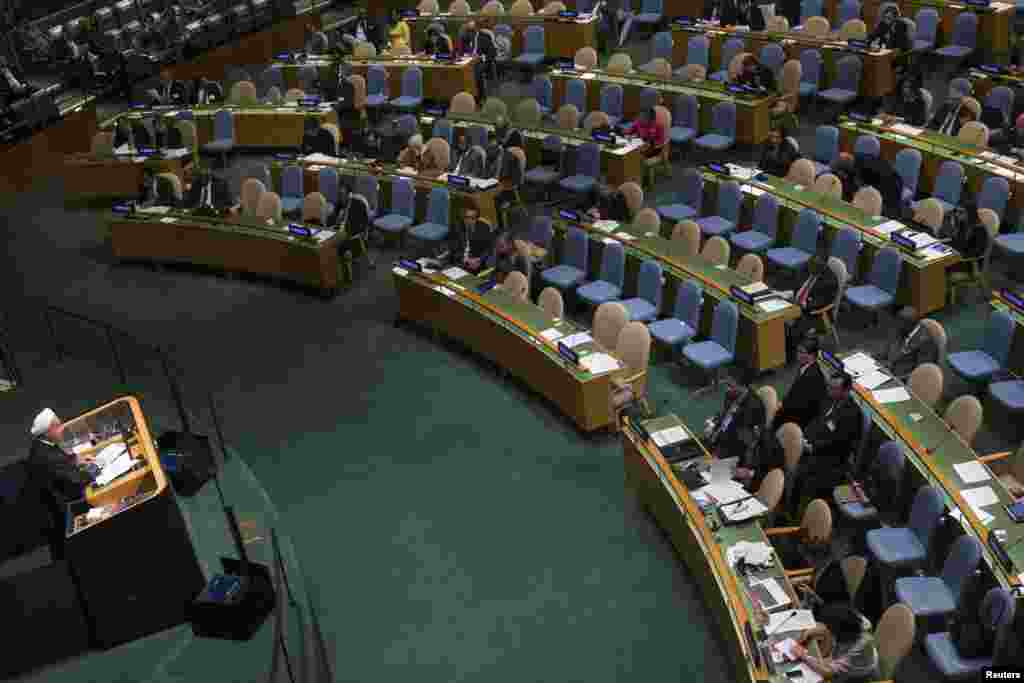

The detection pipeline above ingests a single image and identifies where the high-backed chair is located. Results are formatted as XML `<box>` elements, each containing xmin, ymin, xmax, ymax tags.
<box><xmin>786</xmin><ymin>158</ymin><xmax>817</xmax><ymax>187</ymax></box>
<box><xmin>944</xmin><ymin>395</ymin><xmax>983</xmax><ymax>446</ymax></box>
<box><xmin>279</xmin><ymin>165</ymin><xmax>304</xmax><ymax>215</ymax></box>
<box><xmin>844</xmin><ymin>247</ymin><xmax>901</xmax><ymax>322</ymax></box>
<box><xmin>908</xmin><ymin>363</ymin><xmax>944</xmax><ymax>407</ymax></box>
<box><xmin>201</xmin><ymin>110</ymin><xmax>234</xmax><ymax>167</ymax></box>
<box><xmin>682</xmin><ymin>300</ymin><xmax>738</xmax><ymax>392</ymax></box>
<box><xmin>593</xmin><ymin>302</ymin><xmax>628</xmax><ymax>351</ymax></box>
<box><xmin>620</xmin><ymin>261</ymin><xmax>663</xmax><ymax>322</ymax></box>
<box><xmin>657</xmin><ymin>168</ymin><xmax>703</xmax><ymax>223</ymax></box>
<box><xmin>642</xmin><ymin>33</ymin><xmax>673</xmax><ymax>73</ymax></box>
<box><xmin>409</xmin><ymin>186</ymin><xmax>451</xmax><ymax>243</ymax></box>
<box><xmin>935</xmin><ymin>11</ymin><xmax>977</xmax><ymax>62</ymax></box>
<box><xmin>948</xmin><ymin>207</ymin><xmax>998</xmax><ymax>305</ymax></box>
<box><xmin>583</xmin><ymin>110</ymin><xmax>611</xmax><ymax>134</ymax></box>
<box><xmin>894</xmin><ymin>148</ymin><xmax>922</xmax><ymax>205</ymax></box>
<box><xmin>366</xmin><ymin>65</ymin><xmax>389</xmax><ymax>111</ymax></box>
<box><xmin>619</xmin><ymin>182</ymin><xmax>644</xmax><ymax>219</ymax></box>
<box><xmin>256</xmin><ymin>191</ymin><xmax>283</xmax><ymax>224</ymax></box>
<box><xmin>852</xmin><ymin>186</ymin><xmax>883</xmax><ymax>216</ymax></box>
<box><xmin>866</xmin><ymin>485</ymin><xmax>944</xmax><ymax>573</ymax></box>
<box><xmin>811</xmin><ymin>125</ymin><xmax>839</xmax><ymax>175</ymax></box>
<box><xmin>817</xmin><ymin>54</ymin><xmax>861</xmax><ymax>107</ymax></box>
<box><xmin>730</xmin><ymin>193</ymin><xmax>778</xmax><ymax>255</ymax></box>
<box><xmin>925</xmin><ymin>588</ymin><xmax>1016</xmax><ymax>679</ymax></box>
<box><xmin>813</xmin><ymin>173</ymin><xmax>842</xmax><ymax>198</ymax></box>
<box><xmin>854</xmin><ymin>134</ymin><xmax>881</xmax><ymax>159</ymax></box>
<box><xmin>829</xmin><ymin>226</ymin><xmax>861</xmax><ymax>282</ymax></box>
<box><xmin>509</xmin><ymin>0</ymin><xmax>534</xmax><ymax>14</ymax></box>
<box><xmin>373</xmin><ymin>177</ymin><xmax>415</xmax><ymax>237</ymax></box>
<box><xmin>814</xmin><ymin>256</ymin><xmax>846</xmax><ymax>347</ymax></box>
<box><xmin>532</xmin><ymin>76</ymin><xmax>553</xmax><ymax>116</ymax></box>
<box><xmin>517</xmin><ymin>25</ymin><xmax>546</xmax><ymax>72</ymax></box>
<box><xmin>391</xmin><ymin>68</ymin><xmax>423</xmax><ymax>110</ymax></box>
<box><xmin>91</xmin><ymin>131</ymin><xmax>115</xmax><ymax>157</ymax></box>
<box><xmin>710</xmin><ymin>37</ymin><xmax>744</xmax><ymax>82</ymax></box>
<box><xmin>764</xmin><ymin>498</ymin><xmax>833</xmax><ymax>578</ymax></box>
<box><xmin>672</xmin><ymin>221</ymin><xmax>702</xmax><ymax>256</ymax></box>
<box><xmin>766</xmin><ymin>15</ymin><xmax>790</xmax><ymax>31</ymax></box>
<box><xmin>701</xmin><ymin>236</ymin><xmax>730</xmax><ymax>267</ymax></box>
<box><xmin>541</xmin><ymin>226</ymin><xmax>588</xmax><ymax>293</ymax></box>
<box><xmin>799</xmin><ymin>49</ymin><xmax>822</xmax><ymax>98</ymax></box>
<box><xmin>649</xmin><ymin>280</ymin><xmax>701</xmax><ymax>353</ymax></box>
<box><xmin>913</xmin><ymin>8</ymin><xmax>938</xmax><ymax>51</ymax></box>
<box><xmin>556</xmin><ymin>104</ymin><xmax>579</xmax><ymax>130</ymax></box>
<box><xmin>501</xmin><ymin>270</ymin><xmax>530</xmax><ymax>300</ymax></box>
<box><xmin>611</xmin><ymin>322</ymin><xmax>653</xmax><ymax>421</ymax></box>
<box><xmin>240</xmin><ymin>178</ymin><xmax>265</xmax><ymax>218</ymax></box>
<box><xmin>696</xmin><ymin>180</ymin><xmax>741</xmax><ymax>238</ymax></box>
<box><xmin>774</xmin><ymin>59</ymin><xmax>802</xmax><ymax>114</ymax></box>
<box><xmin>766</xmin><ymin>207</ymin><xmax>818</xmax><ymax>274</ymax></box>
<box><xmin>607</xmin><ymin>53</ymin><xmax>633</xmax><ymax>76</ymax></box>
<box><xmin>947</xmin><ymin>310</ymin><xmax>1014</xmax><ymax>386</ymax></box>
<box><xmin>694</xmin><ymin>102</ymin><xmax>736</xmax><ymax>152</ymax></box>
<box><xmin>834</xmin><ymin>440</ymin><xmax>905</xmax><ymax>526</ymax></box>
<box><xmin>756</xmin><ymin>469</ymin><xmax>786</xmax><ymax>512</ymax></box>
<box><xmin>558</xmin><ymin>142</ymin><xmax>599</xmax><ymax>198</ymax></box>
<box><xmin>577</xmin><ymin>242</ymin><xmax>625</xmax><ymax>308</ymax></box>
<box><xmin>894</xmin><ymin>535</ymin><xmax>982</xmax><ymax>624</ymax></box>
<box><xmin>737</xmin><ymin>254</ymin><xmax>765</xmax><ymax>282</ymax></box>
<box><xmin>302</xmin><ymin>192</ymin><xmax>328</xmax><ymax>225</ymax></box>
<box><xmin>539</xmin><ymin>287</ymin><xmax>564</xmax><ymax>319</ymax></box>
<box><xmin>876</xmin><ymin>603</ymin><xmax>916</xmax><ymax>679</ymax></box>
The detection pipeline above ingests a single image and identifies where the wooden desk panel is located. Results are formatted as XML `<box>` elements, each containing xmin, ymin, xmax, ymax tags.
<box><xmin>0</xmin><ymin>99</ymin><xmax>98</xmax><ymax>196</ymax></box>
<box><xmin>110</xmin><ymin>213</ymin><xmax>342</xmax><ymax>294</ymax></box>
<box><xmin>104</xmin><ymin>107</ymin><xmax>338</xmax><ymax>148</ymax></box>
<box><xmin>348</xmin><ymin>58</ymin><xmax>480</xmax><ymax>102</ymax></box>
<box><xmin>393</xmin><ymin>270</ymin><xmax>616</xmax><ymax>431</ymax></box>
<box><xmin>63</xmin><ymin>156</ymin><xmax>185</xmax><ymax>199</ymax></box>
<box><xmin>407</xmin><ymin>15</ymin><xmax>598</xmax><ymax>60</ymax></box>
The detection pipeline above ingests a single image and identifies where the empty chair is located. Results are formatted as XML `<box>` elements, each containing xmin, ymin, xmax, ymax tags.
<box><xmin>657</xmin><ymin>168</ymin><xmax>703</xmax><ymax>222</ymax></box>
<box><xmin>256</xmin><ymin>191</ymin><xmax>282</xmax><ymax>224</ymax></box>
<box><xmin>813</xmin><ymin>173</ymin><xmax>842</xmax><ymax>198</ymax></box>
<box><xmin>786</xmin><ymin>158</ymin><xmax>817</xmax><ymax>187</ymax></box>
<box><xmin>799</xmin><ymin>49</ymin><xmax>822</xmax><ymax>98</ymax></box>
<box><xmin>853</xmin><ymin>186</ymin><xmax>883</xmax><ymax>216</ymax></box>
<box><xmin>759</xmin><ymin>43</ymin><xmax>785</xmax><ymax>79</ymax></box>
<box><xmin>829</xmin><ymin>225</ymin><xmax>861</xmax><ymax>281</ymax></box>
<box><xmin>696</xmin><ymin>180</ymin><xmax>741</xmax><ymax>238</ymax></box>
<box><xmin>353</xmin><ymin>175</ymin><xmax>379</xmax><ymax>221</ymax></box>
<box><xmin>845</xmin><ymin>246</ymin><xmax>901</xmax><ymax>320</ymax></box>
<box><xmin>701</xmin><ymin>236</ymin><xmax>731</xmax><ymax>266</ymax></box>
<box><xmin>925</xmin><ymin>588</ymin><xmax>1016</xmax><ymax>679</ymax></box>
<box><xmin>682</xmin><ymin>301</ymin><xmax>738</xmax><ymax>391</ymax></box>
<box><xmin>978</xmin><ymin>176</ymin><xmax>1010</xmax><ymax>221</ymax></box>
<box><xmin>800</xmin><ymin>0</ymin><xmax>823</xmax><ymax>24</ymax></box>
<box><xmin>607</xmin><ymin>53</ymin><xmax>633</xmax><ymax>76</ymax></box>
<box><xmin>501</xmin><ymin>271</ymin><xmax>530</xmax><ymax>300</ymax></box>
<box><xmin>642</xmin><ymin>32</ymin><xmax>674</xmax><ymax>73</ymax></box>
<box><xmin>737</xmin><ymin>254</ymin><xmax>765</xmax><ymax>281</ymax></box>
<box><xmin>811</xmin><ymin>125</ymin><xmax>839</xmax><ymax>176</ymax></box>
<box><xmin>803</xmin><ymin>15</ymin><xmax>830</xmax><ymax>36</ymax></box>
<box><xmin>365</xmin><ymin>66</ymin><xmax>389</xmax><ymax>111</ymax></box>
<box><xmin>409</xmin><ymin>186</ymin><xmax>451</xmax><ymax>243</ymax></box>
<box><xmin>947</xmin><ymin>310</ymin><xmax>1014</xmax><ymax>385</ymax></box>
<box><xmin>620</xmin><ymin>261</ymin><xmax>663</xmax><ymax>322</ymax></box>
<box><xmin>564</xmin><ymin>78</ymin><xmax>587</xmax><ymax>126</ymax></box>
<box><xmin>279</xmin><ymin>165</ymin><xmax>304</xmax><ymax>214</ymax></box>
<box><xmin>541</xmin><ymin>226</ymin><xmax>588</xmax><ymax>292</ymax></box>
<box><xmin>895</xmin><ymin>535</ymin><xmax>982</xmax><ymax>623</ymax></box>
<box><xmin>935</xmin><ymin>12</ymin><xmax>977</xmax><ymax>61</ymax></box>
<box><xmin>669</xmin><ymin>94</ymin><xmax>699</xmax><ymax>150</ymax></box>
<box><xmin>201</xmin><ymin>110</ymin><xmax>234</xmax><ymax>167</ymax></box>
<box><xmin>694</xmin><ymin>102</ymin><xmax>736</xmax><ymax>152</ymax></box>
<box><xmin>687</xmin><ymin>36</ymin><xmax>709</xmax><ymax>70</ymax></box>
<box><xmin>539</xmin><ymin>287</ymin><xmax>564</xmax><ymax>318</ymax></box>
<box><xmin>835</xmin><ymin>440</ymin><xmax>905</xmax><ymax>524</ymax></box>
<box><xmin>913</xmin><ymin>8</ymin><xmax>938</xmax><ymax>51</ymax></box>
<box><xmin>985</xmin><ymin>86</ymin><xmax>1015</xmax><ymax>124</ymax></box>
<box><xmin>240</xmin><ymin>178</ymin><xmax>265</xmax><ymax>218</ymax></box>
<box><xmin>599</xmin><ymin>84</ymin><xmax>624</xmax><ymax>127</ymax></box>
<box><xmin>894</xmin><ymin>148</ymin><xmax>922</xmax><ymax>205</ymax></box>
<box><xmin>672</xmin><ymin>220</ymin><xmax>702</xmax><ymax>257</ymax></box>
<box><xmin>302</xmin><ymin>192</ymin><xmax>328</xmax><ymax>225</ymax></box>
<box><xmin>390</xmin><ymin>68</ymin><xmax>423</xmax><ymax>110</ymax></box>
<box><xmin>516</xmin><ymin>26</ymin><xmax>546</xmax><ymax>71</ymax></box>
<box><xmin>649</xmin><ymin>280</ymin><xmax>701</xmax><ymax>351</ymax></box>
<box><xmin>577</xmin><ymin>242</ymin><xmax>626</xmax><ymax>308</ymax></box>
<box><xmin>731</xmin><ymin>193</ymin><xmax>778</xmax><ymax>254</ymax></box>
<box><xmin>854</xmin><ymin>134</ymin><xmax>880</xmax><ymax>159</ymax></box>
<box><xmin>945</xmin><ymin>395</ymin><xmax>983</xmax><ymax>446</ymax></box>
<box><xmin>817</xmin><ymin>55</ymin><xmax>861</xmax><ymax>107</ymax></box>
<box><xmin>532</xmin><ymin>76</ymin><xmax>553</xmax><ymax>115</ymax></box>
<box><xmin>558</xmin><ymin>142</ymin><xmax>600</xmax><ymax>198</ymax></box>
<box><xmin>711</xmin><ymin>38</ymin><xmax>745</xmax><ymax>82</ymax></box>
<box><xmin>916</xmin><ymin>161</ymin><xmax>964</xmax><ymax>212</ymax></box>
<box><xmin>593</xmin><ymin>302</ymin><xmax>628</xmax><ymax>351</ymax></box>
<box><xmin>318</xmin><ymin>167</ymin><xmax>339</xmax><ymax>215</ymax></box>
<box><xmin>906</xmin><ymin>362</ymin><xmax>943</xmax><ymax>408</ymax></box>
<box><xmin>524</xmin><ymin>135</ymin><xmax>564</xmax><ymax>196</ymax></box>
<box><xmin>574</xmin><ymin>46</ymin><xmax>598</xmax><ymax>70</ymax></box>
<box><xmin>866</xmin><ymin>485</ymin><xmax>944</xmax><ymax>571</ymax></box>
<box><xmin>633</xmin><ymin>0</ymin><xmax>664</xmax><ymax>29</ymax></box>
<box><xmin>837</xmin><ymin>0</ymin><xmax>861</xmax><ymax>24</ymax></box>
<box><xmin>556</xmin><ymin>104</ymin><xmax>579</xmax><ymax>130</ymax></box>
<box><xmin>766</xmin><ymin>207</ymin><xmax>819</xmax><ymax>273</ymax></box>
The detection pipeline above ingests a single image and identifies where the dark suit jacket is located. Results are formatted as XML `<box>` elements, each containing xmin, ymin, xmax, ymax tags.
<box><xmin>798</xmin><ymin>268</ymin><xmax>839</xmax><ymax>314</ymax></box>
<box><xmin>801</xmin><ymin>396</ymin><xmax>863</xmax><ymax>491</ymax></box>
<box><xmin>760</xmin><ymin>139</ymin><xmax>799</xmax><ymax>178</ymax></box>
<box><xmin>744</xmin><ymin>431</ymin><xmax>786</xmax><ymax>492</ymax></box>
<box><xmin>887</xmin><ymin>323</ymin><xmax>939</xmax><ymax>378</ymax></box>
<box><xmin>929</xmin><ymin>102</ymin><xmax>964</xmax><ymax>137</ymax></box>
<box><xmin>711</xmin><ymin>388</ymin><xmax>766</xmax><ymax>461</ymax></box>
<box><xmin>26</xmin><ymin>439</ymin><xmax>89</xmax><ymax>506</ymax></box>
<box><xmin>774</xmin><ymin>362</ymin><xmax>828</xmax><ymax>430</ymax></box>
<box><xmin>449</xmin><ymin>219</ymin><xmax>498</xmax><ymax>269</ymax></box>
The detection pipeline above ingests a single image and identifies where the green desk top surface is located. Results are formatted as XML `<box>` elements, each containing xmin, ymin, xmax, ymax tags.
<box><xmin>549</xmin><ymin>68</ymin><xmax>777</xmax><ymax>107</ymax></box>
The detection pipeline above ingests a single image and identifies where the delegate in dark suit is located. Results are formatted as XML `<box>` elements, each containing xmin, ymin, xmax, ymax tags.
<box><xmin>774</xmin><ymin>361</ymin><xmax>828</xmax><ymax>431</ymax></box>
<box><xmin>886</xmin><ymin>321</ymin><xmax>939</xmax><ymax>379</ymax></box>
<box><xmin>794</xmin><ymin>376</ymin><xmax>863</xmax><ymax>503</ymax></box>
<box><xmin>787</xmin><ymin>263</ymin><xmax>839</xmax><ymax>352</ymax></box>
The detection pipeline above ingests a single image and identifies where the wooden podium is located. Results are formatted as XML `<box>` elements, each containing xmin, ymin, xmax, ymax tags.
<box><xmin>63</xmin><ymin>396</ymin><xmax>206</xmax><ymax>649</ymax></box>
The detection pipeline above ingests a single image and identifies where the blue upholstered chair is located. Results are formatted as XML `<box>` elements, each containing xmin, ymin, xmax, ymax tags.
<box><xmin>812</xmin><ymin>125</ymin><xmax>839</xmax><ymax>176</ymax></box>
<box><xmin>643</xmin><ymin>32</ymin><xmax>674</xmax><ymax>73</ymax></box>
<box><xmin>390</xmin><ymin>67</ymin><xmax>423</xmax><ymax>110</ymax></box>
<box><xmin>835</xmin><ymin>440</ymin><xmax>904</xmax><ymax>524</ymax></box>
<box><xmin>670</xmin><ymin>94</ymin><xmax>699</xmax><ymax>150</ymax></box>
<box><xmin>524</xmin><ymin>135</ymin><xmax>564</xmax><ymax>196</ymax></box>
<box><xmin>318</xmin><ymin>167</ymin><xmax>339</xmax><ymax>215</ymax></box>
<box><xmin>837</xmin><ymin>0</ymin><xmax>861</xmax><ymax>24</ymax></box>
<box><xmin>853</xmin><ymin>133</ymin><xmax>880</xmax><ymax>159</ymax></box>
<box><xmin>759</xmin><ymin>43</ymin><xmax>786</xmax><ymax>80</ymax></box>
<box><xmin>558</xmin><ymin>142</ymin><xmax>600</xmax><ymax>197</ymax></box>
<box><xmin>894</xmin><ymin>535</ymin><xmax>982</xmax><ymax>622</ymax></box>
<box><xmin>711</xmin><ymin>38</ymin><xmax>745</xmax><ymax>82</ymax></box>
<box><xmin>985</xmin><ymin>86</ymin><xmax>1015</xmax><ymax>123</ymax></box>
<box><xmin>432</xmin><ymin>118</ymin><xmax>453</xmax><ymax>147</ymax></box>
<box><xmin>767</xmin><ymin>208</ymin><xmax>819</xmax><ymax>273</ymax></box>
<box><xmin>541</xmin><ymin>226</ymin><xmax>588</xmax><ymax>292</ymax></box>
<box><xmin>799</xmin><ymin>49</ymin><xmax>822</xmax><ymax>97</ymax></box>
<box><xmin>694</xmin><ymin>102</ymin><xmax>736</xmax><ymax>151</ymax></box>
<box><xmin>532</xmin><ymin>75</ymin><xmax>553</xmax><ymax>115</ymax></box>
<box><xmin>565</xmin><ymin>78</ymin><xmax>587</xmax><ymax>125</ymax></box>
<box><xmin>817</xmin><ymin>55</ymin><xmax>861</xmax><ymax>106</ymax></box>
<box><xmin>687</xmin><ymin>35</ymin><xmax>709</xmax><ymax>69</ymax></box>
<box><xmin>366</xmin><ymin>65</ymin><xmax>388</xmax><ymax>109</ymax></box>
<box><xmin>599</xmin><ymin>84</ymin><xmax>624</xmax><ymax>127</ymax></box>
<box><xmin>682</xmin><ymin>300</ymin><xmax>738</xmax><ymax>392</ymax></box>
<box><xmin>978</xmin><ymin>176</ymin><xmax>1010</xmax><ymax>222</ymax></box>
<box><xmin>697</xmin><ymin>180</ymin><xmax>741</xmax><ymax>238</ymax></box>
<box><xmin>409</xmin><ymin>186</ymin><xmax>450</xmax><ymax>243</ymax></box>
<box><xmin>577</xmin><ymin>242</ymin><xmax>626</xmax><ymax>307</ymax></box>
<box><xmin>649</xmin><ymin>280</ymin><xmax>702</xmax><ymax>351</ymax></box>
<box><xmin>829</xmin><ymin>226</ymin><xmax>862</xmax><ymax>282</ymax></box>
<box><xmin>516</xmin><ymin>25</ymin><xmax>546</xmax><ymax>71</ymax></box>
<box><xmin>373</xmin><ymin>177</ymin><xmax>415</xmax><ymax>235</ymax></box>
<box><xmin>913</xmin><ymin>8</ymin><xmax>939</xmax><ymax>51</ymax></box>
<box><xmin>844</xmin><ymin>246</ymin><xmax>901</xmax><ymax>315</ymax></box>
<box><xmin>201</xmin><ymin>109</ymin><xmax>234</xmax><ymax>167</ymax></box>
<box><xmin>633</xmin><ymin>0</ymin><xmax>664</xmax><ymax>28</ymax></box>
<box><xmin>947</xmin><ymin>310</ymin><xmax>1014</xmax><ymax>385</ymax></box>
<box><xmin>925</xmin><ymin>588</ymin><xmax>1017</xmax><ymax>679</ymax></box>
<box><xmin>935</xmin><ymin>12</ymin><xmax>977</xmax><ymax>61</ymax></box>
<box><xmin>914</xmin><ymin>160</ymin><xmax>964</xmax><ymax>213</ymax></box>
<box><xmin>989</xmin><ymin>379</ymin><xmax>1024</xmax><ymax>413</ymax></box>
<box><xmin>865</xmin><ymin>485</ymin><xmax>944</xmax><ymax>571</ymax></box>
<box><xmin>621</xmin><ymin>261</ymin><xmax>663</xmax><ymax>322</ymax></box>
<box><xmin>731</xmin><ymin>193</ymin><xmax>778</xmax><ymax>254</ymax></box>
<box><xmin>279</xmin><ymin>165</ymin><xmax>304</xmax><ymax>215</ymax></box>
<box><xmin>656</xmin><ymin>168</ymin><xmax>703</xmax><ymax>223</ymax></box>
<box><xmin>800</xmin><ymin>0</ymin><xmax>823</xmax><ymax>23</ymax></box>
<box><xmin>354</xmin><ymin>174</ymin><xmax>379</xmax><ymax>220</ymax></box>
<box><xmin>894</xmin><ymin>148</ymin><xmax>922</xmax><ymax>205</ymax></box>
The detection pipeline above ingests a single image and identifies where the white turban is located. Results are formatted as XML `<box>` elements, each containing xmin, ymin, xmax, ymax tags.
<box><xmin>31</xmin><ymin>408</ymin><xmax>58</xmax><ymax>437</ymax></box>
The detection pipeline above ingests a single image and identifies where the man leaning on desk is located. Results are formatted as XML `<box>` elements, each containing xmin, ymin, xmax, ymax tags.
<box><xmin>26</xmin><ymin>409</ymin><xmax>94</xmax><ymax>551</ymax></box>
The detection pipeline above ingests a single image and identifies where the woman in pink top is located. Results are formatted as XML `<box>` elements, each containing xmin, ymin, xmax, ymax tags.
<box><xmin>626</xmin><ymin>107</ymin><xmax>666</xmax><ymax>157</ymax></box>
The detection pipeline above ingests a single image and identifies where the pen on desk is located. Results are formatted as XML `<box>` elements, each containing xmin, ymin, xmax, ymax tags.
<box><xmin>719</xmin><ymin>495</ymin><xmax>756</xmax><ymax>509</ymax></box>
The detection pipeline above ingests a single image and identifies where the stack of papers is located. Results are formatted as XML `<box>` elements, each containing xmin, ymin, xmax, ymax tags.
<box><xmin>540</xmin><ymin>328</ymin><xmax>564</xmax><ymax>342</ymax></box>
<box><xmin>561</xmin><ymin>332</ymin><xmax>592</xmax><ymax>348</ymax></box>
<box><xmin>953</xmin><ymin>461</ymin><xmax>990</xmax><ymax>485</ymax></box>
<box><xmin>651</xmin><ymin>425</ymin><xmax>690</xmax><ymax>447</ymax></box>
<box><xmin>874</xmin><ymin>219</ymin><xmax>906</xmax><ymax>236</ymax></box>
<box><xmin>748</xmin><ymin>577</ymin><xmax>792</xmax><ymax>610</ymax></box>
<box><xmin>901</xmin><ymin>231</ymin><xmax>939</xmax><ymax>250</ymax></box>
<box><xmin>757</xmin><ymin>299</ymin><xmax>790</xmax><ymax>313</ymax></box>
<box><xmin>918</xmin><ymin>243</ymin><xmax>953</xmax><ymax>261</ymax></box>
<box><xmin>700</xmin><ymin>480</ymin><xmax>750</xmax><ymax>505</ymax></box>
<box><xmin>303</xmin><ymin>152</ymin><xmax>337</xmax><ymax>164</ymax></box>
<box><xmin>579</xmin><ymin>352</ymin><xmax>620</xmax><ymax>374</ymax></box>
<box><xmin>873</xmin><ymin>387</ymin><xmax>911</xmax><ymax>404</ymax></box>
<box><xmin>766</xmin><ymin>609</ymin><xmax>816</xmax><ymax>635</ymax></box>
<box><xmin>721</xmin><ymin>496</ymin><xmax>768</xmax><ymax>521</ymax></box>
<box><xmin>958</xmin><ymin>485</ymin><xmax>1000</xmax><ymax>526</ymax></box>
<box><xmin>727</xmin><ymin>164</ymin><xmax>756</xmax><ymax>180</ymax></box>
<box><xmin>95</xmin><ymin>448</ymin><xmax>137</xmax><ymax>487</ymax></box>
<box><xmin>855</xmin><ymin>369</ymin><xmax>892</xmax><ymax>390</ymax></box>
<box><xmin>725</xmin><ymin>540</ymin><xmax>774</xmax><ymax>568</ymax></box>
<box><xmin>842</xmin><ymin>352</ymin><xmax>878</xmax><ymax>377</ymax></box>
<box><xmin>441</xmin><ymin>266</ymin><xmax>469</xmax><ymax>280</ymax></box>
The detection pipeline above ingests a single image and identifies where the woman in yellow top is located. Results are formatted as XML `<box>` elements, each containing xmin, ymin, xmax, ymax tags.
<box><xmin>387</xmin><ymin>10</ymin><xmax>411</xmax><ymax>52</ymax></box>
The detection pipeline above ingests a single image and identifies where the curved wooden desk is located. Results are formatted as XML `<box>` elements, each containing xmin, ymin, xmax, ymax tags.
<box><xmin>108</xmin><ymin>208</ymin><xmax>343</xmax><ymax>294</ymax></box>
<box><xmin>406</xmin><ymin>13</ymin><xmax>599</xmax><ymax>60</ymax></box>
<box><xmin>393</xmin><ymin>267</ymin><xmax>617</xmax><ymax>431</ymax></box>
<box><xmin>347</xmin><ymin>55</ymin><xmax>481</xmax><ymax>101</ymax></box>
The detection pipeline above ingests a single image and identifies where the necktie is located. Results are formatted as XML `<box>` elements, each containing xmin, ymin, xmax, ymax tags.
<box><xmin>797</xmin><ymin>275</ymin><xmax>816</xmax><ymax>308</ymax></box>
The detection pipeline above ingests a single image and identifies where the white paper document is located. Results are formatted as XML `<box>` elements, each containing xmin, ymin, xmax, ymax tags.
<box><xmin>757</xmin><ymin>298</ymin><xmax>790</xmax><ymax>313</ymax></box>
<box><xmin>961</xmin><ymin>486</ymin><xmax>999</xmax><ymax>509</ymax></box>
<box><xmin>540</xmin><ymin>328</ymin><xmax>564</xmax><ymax>342</ymax></box>
<box><xmin>919</xmin><ymin>244</ymin><xmax>953</xmax><ymax>261</ymax></box>
<box><xmin>726</xmin><ymin>540</ymin><xmax>774</xmax><ymax>567</ymax></box>
<box><xmin>749</xmin><ymin>577</ymin><xmax>792</xmax><ymax>610</ymax></box>
<box><xmin>953</xmin><ymin>461</ymin><xmax>991</xmax><ymax>485</ymax></box>
<box><xmin>392</xmin><ymin>267</ymin><xmax>409</xmax><ymax>277</ymax></box>
<box><xmin>727</xmin><ymin>164</ymin><xmax>756</xmax><ymax>180</ymax></box>
<box><xmin>856</xmin><ymin>370</ymin><xmax>892</xmax><ymax>390</ymax></box>
<box><xmin>95</xmin><ymin>451</ymin><xmax>136</xmax><ymax>487</ymax></box>
<box><xmin>652</xmin><ymin>426</ymin><xmax>690</xmax><ymax>447</ymax></box>
<box><xmin>766</xmin><ymin>609</ymin><xmax>816</xmax><ymax>635</ymax></box>
<box><xmin>561</xmin><ymin>332</ymin><xmax>592</xmax><ymax>348</ymax></box>
<box><xmin>874</xmin><ymin>219</ymin><xmax>905</xmax><ymax>236</ymax></box>
<box><xmin>741</xmin><ymin>184</ymin><xmax>767</xmax><ymax>197</ymax></box>
<box><xmin>302</xmin><ymin>152</ymin><xmax>337</xmax><ymax>165</ymax></box>
<box><xmin>873</xmin><ymin>387</ymin><xmax>910</xmax><ymax>404</ymax></box>
<box><xmin>788</xmin><ymin>662</ymin><xmax>824</xmax><ymax>683</ymax></box>
<box><xmin>842</xmin><ymin>352</ymin><xmax>878</xmax><ymax>376</ymax></box>
<box><xmin>952</xmin><ymin>506</ymin><xmax>995</xmax><ymax>527</ymax></box>
<box><xmin>579</xmin><ymin>352</ymin><xmax>621</xmax><ymax>374</ymax></box>
<box><xmin>441</xmin><ymin>267</ymin><xmax>469</xmax><ymax>280</ymax></box>
<box><xmin>592</xmin><ymin>220</ymin><xmax>620</xmax><ymax>232</ymax></box>
<box><xmin>137</xmin><ymin>205</ymin><xmax>171</xmax><ymax>214</ymax></box>
<box><xmin>700</xmin><ymin>480</ymin><xmax>749</xmax><ymax>505</ymax></box>
<box><xmin>94</xmin><ymin>443</ymin><xmax>128</xmax><ymax>468</ymax></box>
<box><xmin>722</xmin><ymin>496</ymin><xmax>767</xmax><ymax>521</ymax></box>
